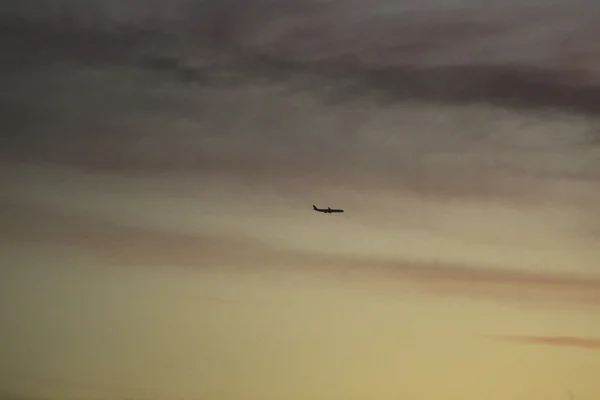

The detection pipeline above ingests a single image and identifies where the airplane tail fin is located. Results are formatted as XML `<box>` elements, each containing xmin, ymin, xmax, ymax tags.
<box><xmin>313</xmin><ymin>205</ymin><xmax>317</xmax><ymax>210</ymax></box>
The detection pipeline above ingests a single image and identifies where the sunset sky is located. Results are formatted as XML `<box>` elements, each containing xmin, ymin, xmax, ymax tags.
<box><xmin>1</xmin><ymin>1</ymin><xmax>600</xmax><ymax>399</ymax></box>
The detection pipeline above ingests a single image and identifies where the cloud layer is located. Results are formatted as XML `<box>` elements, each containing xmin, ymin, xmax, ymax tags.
<box><xmin>2</xmin><ymin>0</ymin><xmax>600</xmax><ymax>311</ymax></box>
<box><xmin>3</xmin><ymin>0</ymin><xmax>600</xmax><ymax>73</ymax></box>
<box><xmin>4</xmin><ymin>201</ymin><xmax>600</xmax><ymax>309</ymax></box>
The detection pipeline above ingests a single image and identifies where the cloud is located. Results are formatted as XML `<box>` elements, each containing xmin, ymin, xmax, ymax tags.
<box><xmin>488</xmin><ymin>335</ymin><xmax>600</xmax><ymax>350</ymax></box>
<box><xmin>2</xmin><ymin>0</ymin><xmax>600</xmax><ymax>308</ymax></box>
<box><xmin>4</xmin><ymin>202</ymin><xmax>600</xmax><ymax>308</ymax></box>
<box><xmin>3</xmin><ymin>61</ymin><xmax>600</xmax><ymax>215</ymax></box>
<box><xmin>1</xmin><ymin>200</ymin><xmax>277</xmax><ymax>270</ymax></box>
<box><xmin>5</xmin><ymin>0</ymin><xmax>600</xmax><ymax>115</ymax></box>
<box><xmin>4</xmin><ymin>0</ymin><xmax>600</xmax><ymax>73</ymax></box>
<box><xmin>3</xmin><ymin>1</ymin><xmax>600</xmax><ymax>214</ymax></box>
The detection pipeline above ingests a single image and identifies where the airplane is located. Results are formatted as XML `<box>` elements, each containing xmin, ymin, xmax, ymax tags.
<box><xmin>313</xmin><ymin>205</ymin><xmax>344</xmax><ymax>214</ymax></box>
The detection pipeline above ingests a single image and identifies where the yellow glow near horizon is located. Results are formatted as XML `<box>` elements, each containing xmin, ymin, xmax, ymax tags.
<box><xmin>2</xmin><ymin>160</ymin><xmax>600</xmax><ymax>400</ymax></box>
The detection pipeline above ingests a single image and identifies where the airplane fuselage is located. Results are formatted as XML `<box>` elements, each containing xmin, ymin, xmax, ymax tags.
<box><xmin>313</xmin><ymin>205</ymin><xmax>344</xmax><ymax>213</ymax></box>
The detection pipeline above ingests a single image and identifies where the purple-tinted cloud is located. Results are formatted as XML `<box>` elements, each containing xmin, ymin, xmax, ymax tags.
<box><xmin>4</xmin><ymin>203</ymin><xmax>600</xmax><ymax>308</ymax></box>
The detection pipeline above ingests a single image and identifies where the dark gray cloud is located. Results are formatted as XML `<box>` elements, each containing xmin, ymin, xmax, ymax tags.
<box><xmin>4</xmin><ymin>0</ymin><xmax>600</xmax><ymax>132</ymax></box>
<box><xmin>3</xmin><ymin>56</ymin><xmax>599</xmax><ymax>209</ymax></box>
<box><xmin>2</xmin><ymin>1</ymin><xmax>600</xmax><ymax>61</ymax></box>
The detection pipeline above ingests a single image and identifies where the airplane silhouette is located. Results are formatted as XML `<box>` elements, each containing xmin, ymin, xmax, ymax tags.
<box><xmin>313</xmin><ymin>205</ymin><xmax>344</xmax><ymax>214</ymax></box>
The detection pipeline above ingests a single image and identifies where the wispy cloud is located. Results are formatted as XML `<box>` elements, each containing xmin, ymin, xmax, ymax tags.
<box><xmin>488</xmin><ymin>335</ymin><xmax>600</xmax><ymax>350</ymax></box>
<box><xmin>4</xmin><ymin>202</ymin><xmax>600</xmax><ymax>308</ymax></box>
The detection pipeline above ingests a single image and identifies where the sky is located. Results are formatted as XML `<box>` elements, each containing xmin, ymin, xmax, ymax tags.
<box><xmin>1</xmin><ymin>1</ymin><xmax>600</xmax><ymax>399</ymax></box>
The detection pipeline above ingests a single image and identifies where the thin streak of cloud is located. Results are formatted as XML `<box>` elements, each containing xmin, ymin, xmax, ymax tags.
<box><xmin>488</xmin><ymin>335</ymin><xmax>600</xmax><ymax>350</ymax></box>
